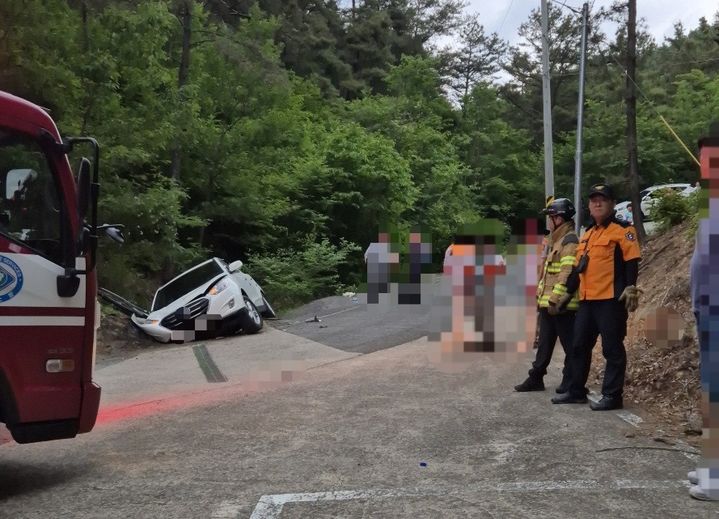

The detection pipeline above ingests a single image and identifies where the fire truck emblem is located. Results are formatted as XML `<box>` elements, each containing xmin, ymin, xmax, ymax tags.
<box><xmin>0</xmin><ymin>255</ymin><xmax>23</xmax><ymax>302</ymax></box>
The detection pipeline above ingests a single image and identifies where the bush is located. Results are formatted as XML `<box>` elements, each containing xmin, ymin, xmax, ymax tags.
<box><xmin>652</xmin><ymin>189</ymin><xmax>696</xmax><ymax>232</ymax></box>
<box><xmin>245</xmin><ymin>236</ymin><xmax>362</xmax><ymax>310</ymax></box>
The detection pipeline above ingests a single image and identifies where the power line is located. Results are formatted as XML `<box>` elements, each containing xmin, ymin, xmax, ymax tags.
<box><xmin>606</xmin><ymin>55</ymin><xmax>700</xmax><ymax>166</ymax></box>
<box><xmin>494</xmin><ymin>0</ymin><xmax>515</xmax><ymax>36</ymax></box>
<box><xmin>552</xmin><ymin>0</ymin><xmax>582</xmax><ymax>15</ymax></box>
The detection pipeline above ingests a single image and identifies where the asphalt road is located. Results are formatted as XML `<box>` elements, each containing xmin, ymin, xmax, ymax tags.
<box><xmin>273</xmin><ymin>291</ymin><xmax>436</xmax><ymax>354</ymax></box>
<box><xmin>0</xmin><ymin>291</ymin><xmax>712</xmax><ymax>518</ymax></box>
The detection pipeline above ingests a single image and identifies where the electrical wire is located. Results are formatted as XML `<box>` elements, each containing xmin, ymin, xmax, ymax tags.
<box><xmin>494</xmin><ymin>0</ymin><xmax>515</xmax><ymax>36</ymax></box>
<box><xmin>552</xmin><ymin>0</ymin><xmax>581</xmax><ymax>15</ymax></box>
<box><xmin>607</xmin><ymin>55</ymin><xmax>700</xmax><ymax>166</ymax></box>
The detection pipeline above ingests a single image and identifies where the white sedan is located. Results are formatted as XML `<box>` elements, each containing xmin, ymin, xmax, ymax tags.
<box><xmin>131</xmin><ymin>258</ymin><xmax>276</xmax><ymax>343</ymax></box>
<box><xmin>640</xmin><ymin>183</ymin><xmax>698</xmax><ymax>220</ymax></box>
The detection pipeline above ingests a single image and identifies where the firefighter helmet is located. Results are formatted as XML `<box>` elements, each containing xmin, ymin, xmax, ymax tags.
<box><xmin>542</xmin><ymin>197</ymin><xmax>576</xmax><ymax>220</ymax></box>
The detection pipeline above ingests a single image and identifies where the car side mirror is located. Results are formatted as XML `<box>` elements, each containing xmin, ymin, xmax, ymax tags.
<box><xmin>229</xmin><ymin>260</ymin><xmax>243</xmax><ymax>272</ymax></box>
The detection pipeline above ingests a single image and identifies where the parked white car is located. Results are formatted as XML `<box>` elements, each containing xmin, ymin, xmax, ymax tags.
<box><xmin>640</xmin><ymin>183</ymin><xmax>698</xmax><ymax>220</ymax></box>
<box><xmin>131</xmin><ymin>258</ymin><xmax>275</xmax><ymax>343</ymax></box>
<box><xmin>614</xmin><ymin>201</ymin><xmax>633</xmax><ymax>224</ymax></box>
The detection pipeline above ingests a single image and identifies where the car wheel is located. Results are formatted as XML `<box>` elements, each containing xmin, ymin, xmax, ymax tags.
<box><xmin>261</xmin><ymin>293</ymin><xmax>277</xmax><ymax>318</ymax></box>
<box><xmin>239</xmin><ymin>294</ymin><xmax>263</xmax><ymax>334</ymax></box>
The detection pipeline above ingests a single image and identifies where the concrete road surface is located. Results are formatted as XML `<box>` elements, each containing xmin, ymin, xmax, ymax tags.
<box><xmin>0</xmin><ymin>297</ymin><xmax>711</xmax><ymax>518</ymax></box>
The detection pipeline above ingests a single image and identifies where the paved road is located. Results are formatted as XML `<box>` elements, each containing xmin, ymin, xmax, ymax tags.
<box><xmin>273</xmin><ymin>291</ymin><xmax>436</xmax><ymax>354</ymax></box>
<box><xmin>0</xmin><ymin>294</ymin><xmax>711</xmax><ymax>518</ymax></box>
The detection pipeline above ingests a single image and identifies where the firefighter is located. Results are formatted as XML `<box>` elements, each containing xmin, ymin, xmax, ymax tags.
<box><xmin>515</xmin><ymin>198</ymin><xmax>579</xmax><ymax>392</ymax></box>
<box><xmin>551</xmin><ymin>183</ymin><xmax>641</xmax><ymax>410</ymax></box>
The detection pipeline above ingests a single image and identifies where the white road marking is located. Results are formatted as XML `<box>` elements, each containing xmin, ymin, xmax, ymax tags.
<box><xmin>246</xmin><ymin>479</ymin><xmax>687</xmax><ymax>518</ymax></box>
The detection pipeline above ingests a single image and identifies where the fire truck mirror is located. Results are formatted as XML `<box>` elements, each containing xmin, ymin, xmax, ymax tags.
<box><xmin>104</xmin><ymin>225</ymin><xmax>124</xmax><ymax>244</ymax></box>
<box><xmin>76</xmin><ymin>157</ymin><xmax>91</xmax><ymax>222</ymax></box>
<box><xmin>5</xmin><ymin>168</ymin><xmax>38</xmax><ymax>200</ymax></box>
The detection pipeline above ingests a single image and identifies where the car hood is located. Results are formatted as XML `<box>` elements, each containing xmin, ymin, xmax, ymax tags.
<box><xmin>147</xmin><ymin>274</ymin><xmax>227</xmax><ymax>320</ymax></box>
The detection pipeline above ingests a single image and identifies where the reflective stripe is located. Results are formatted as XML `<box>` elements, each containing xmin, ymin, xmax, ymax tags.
<box><xmin>0</xmin><ymin>316</ymin><xmax>85</xmax><ymax>326</ymax></box>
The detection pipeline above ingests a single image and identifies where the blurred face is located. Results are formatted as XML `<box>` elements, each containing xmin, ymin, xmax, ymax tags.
<box><xmin>378</xmin><ymin>232</ymin><xmax>389</xmax><ymax>242</ymax></box>
<box><xmin>700</xmin><ymin>144</ymin><xmax>719</xmax><ymax>196</ymax></box>
<box><xmin>589</xmin><ymin>194</ymin><xmax>615</xmax><ymax>223</ymax></box>
<box><xmin>700</xmin><ymin>145</ymin><xmax>719</xmax><ymax>181</ymax></box>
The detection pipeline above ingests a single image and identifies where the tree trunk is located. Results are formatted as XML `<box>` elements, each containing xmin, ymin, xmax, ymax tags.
<box><xmin>626</xmin><ymin>0</ymin><xmax>647</xmax><ymax>243</ymax></box>
<box><xmin>170</xmin><ymin>0</ymin><xmax>192</xmax><ymax>181</ymax></box>
<box><xmin>81</xmin><ymin>1</ymin><xmax>89</xmax><ymax>53</ymax></box>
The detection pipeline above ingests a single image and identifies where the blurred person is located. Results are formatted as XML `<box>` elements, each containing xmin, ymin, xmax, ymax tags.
<box><xmin>687</xmin><ymin>126</ymin><xmax>719</xmax><ymax>501</ymax></box>
<box><xmin>398</xmin><ymin>228</ymin><xmax>432</xmax><ymax>305</ymax></box>
<box><xmin>364</xmin><ymin>231</ymin><xmax>398</xmax><ymax>304</ymax></box>
<box><xmin>552</xmin><ymin>183</ymin><xmax>641</xmax><ymax>411</ymax></box>
<box><xmin>515</xmin><ymin>198</ymin><xmax>579</xmax><ymax>392</ymax></box>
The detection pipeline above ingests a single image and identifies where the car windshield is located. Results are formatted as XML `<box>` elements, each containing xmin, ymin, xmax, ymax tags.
<box><xmin>153</xmin><ymin>260</ymin><xmax>224</xmax><ymax>311</ymax></box>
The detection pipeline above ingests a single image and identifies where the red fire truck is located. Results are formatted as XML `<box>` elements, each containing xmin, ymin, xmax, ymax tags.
<box><xmin>0</xmin><ymin>90</ymin><xmax>120</xmax><ymax>443</ymax></box>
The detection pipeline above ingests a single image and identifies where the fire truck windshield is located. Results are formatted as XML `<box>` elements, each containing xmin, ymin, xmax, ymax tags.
<box><xmin>0</xmin><ymin>129</ymin><xmax>64</xmax><ymax>263</ymax></box>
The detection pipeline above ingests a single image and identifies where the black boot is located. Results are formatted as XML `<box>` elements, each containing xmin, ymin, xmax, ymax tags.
<box><xmin>589</xmin><ymin>395</ymin><xmax>623</xmax><ymax>411</ymax></box>
<box><xmin>550</xmin><ymin>392</ymin><xmax>588</xmax><ymax>404</ymax></box>
<box><xmin>514</xmin><ymin>377</ymin><xmax>545</xmax><ymax>392</ymax></box>
<box><xmin>555</xmin><ymin>378</ymin><xmax>570</xmax><ymax>394</ymax></box>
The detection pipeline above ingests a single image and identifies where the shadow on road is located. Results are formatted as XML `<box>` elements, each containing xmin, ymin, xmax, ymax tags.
<box><xmin>0</xmin><ymin>459</ymin><xmax>89</xmax><ymax>500</ymax></box>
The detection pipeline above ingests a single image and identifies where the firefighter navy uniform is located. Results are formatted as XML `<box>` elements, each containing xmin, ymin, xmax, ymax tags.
<box><xmin>561</xmin><ymin>214</ymin><xmax>641</xmax><ymax>404</ymax></box>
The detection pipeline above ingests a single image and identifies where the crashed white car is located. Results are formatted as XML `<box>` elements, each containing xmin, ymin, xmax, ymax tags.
<box><xmin>131</xmin><ymin>258</ymin><xmax>275</xmax><ymax>343</ymax></box>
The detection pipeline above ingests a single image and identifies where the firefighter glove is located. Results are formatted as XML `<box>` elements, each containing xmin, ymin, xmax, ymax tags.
<box><xmin>547</xmin><ymin>301</ymin><xmax>561</xmax><ymax>316</ymax></box>
<box><xmin>618</xmin><ymin>285</ymin><xmax>642</xmax><ymax>312</ymax></box>
<box><xmin>549</xmin><ymin>293</ymin><xmax>572</xmax><ymax>315</ymax></box>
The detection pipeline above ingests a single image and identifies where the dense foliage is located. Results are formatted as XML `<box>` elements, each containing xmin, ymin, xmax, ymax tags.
<box><xmin>1</xmin><ymin>0</ymin><xmax>717</xmax><ymax>308</ymax></box>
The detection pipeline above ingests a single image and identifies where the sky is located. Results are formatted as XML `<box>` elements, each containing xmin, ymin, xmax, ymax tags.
<box><xmin>467</xmin><ymin>0</ymin><xmax>719</xmax><ymax>46</ymax></box>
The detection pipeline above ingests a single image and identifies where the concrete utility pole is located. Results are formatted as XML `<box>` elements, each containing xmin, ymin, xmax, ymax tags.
<box><xmin>573</xmin><ymin>2</ymin><xmax>588</xmax><ymax>232</ymax></box>
<box><xmin>541</xmin><ymin>0</ymin><xmax>555</xmax><ymax>205</ymax></box>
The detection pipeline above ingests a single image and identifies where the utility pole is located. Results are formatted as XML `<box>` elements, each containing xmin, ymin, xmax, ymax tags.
<box><xmin>573</xmin><ymin>2</ymin><xmax>588</xmax><ymax>232</ymax></box>
<box><xmin>626</xmin><ymin>0</ymin><xmax>647</xmax><ymax>242</ymax></box>
<box><xmin>541</xmin><ymin>0</ymin><xmax>555</xmax><ymax>206</ymax></box>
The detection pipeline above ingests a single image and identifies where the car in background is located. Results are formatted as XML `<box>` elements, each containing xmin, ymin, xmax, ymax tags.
<box><xmin>614</xmin><ymin>200</ymin><xmax>633</xmax><ymax>224</ymax></box>
<box><xmin>640</xmin><ymin>183</ymin><xmax>699</xmax><ymax>220</ymax></box>
<box><xmin>131</xmin><ymin>258</ymin><xmax>276</xmax><ymax>343</ymax></box>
